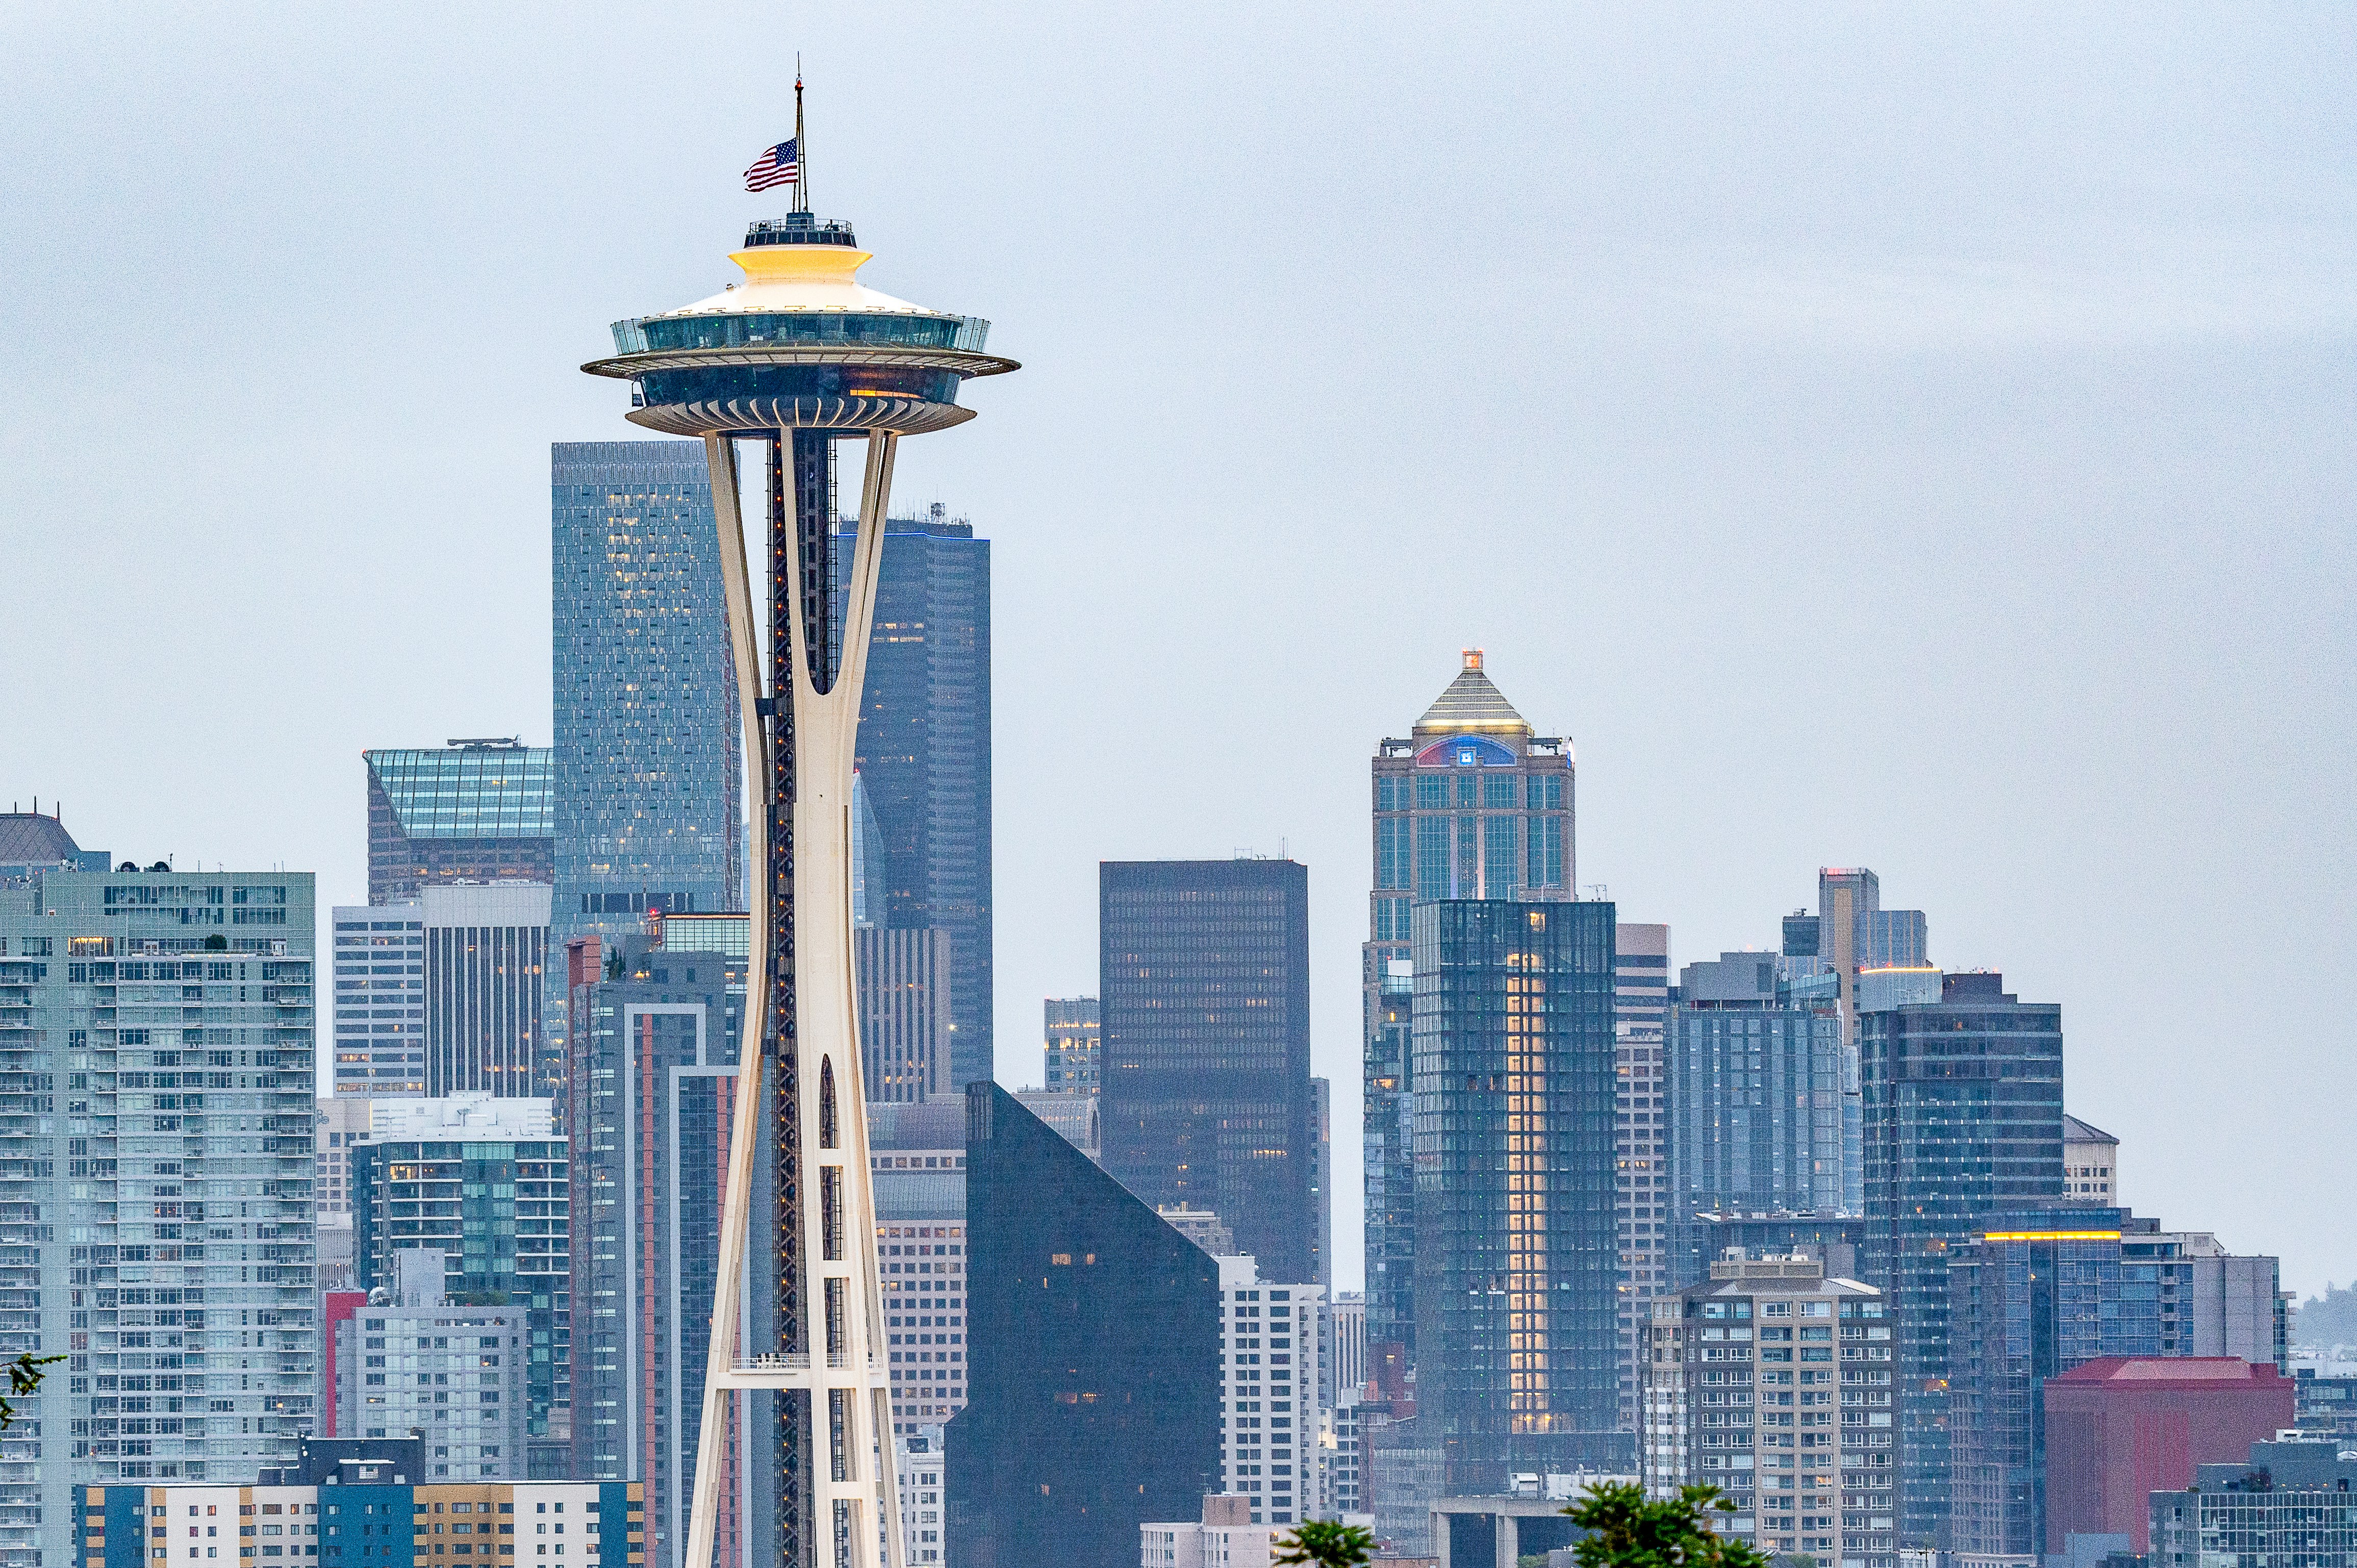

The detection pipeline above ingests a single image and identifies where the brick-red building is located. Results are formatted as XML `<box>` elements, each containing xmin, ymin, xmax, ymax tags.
<box><xmin>2042</xmin><ymin>1357</ymin><xmax>2295</xmax><ymax>1553</ymax></box>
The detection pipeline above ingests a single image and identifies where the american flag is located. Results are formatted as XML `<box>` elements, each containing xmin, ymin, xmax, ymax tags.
<box><xmin>744</xmin><ymin>139</ymin><xmax>800</xmax><ymax>193</ymax></box>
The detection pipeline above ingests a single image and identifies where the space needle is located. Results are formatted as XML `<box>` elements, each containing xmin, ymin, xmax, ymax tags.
<box><xmin>582</xmin><ymin>86</ymin><xmax>1016</xmax><ymax>1568</ymax></box>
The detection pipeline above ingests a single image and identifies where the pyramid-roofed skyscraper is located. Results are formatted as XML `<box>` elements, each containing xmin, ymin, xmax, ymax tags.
<box><xmin>1361</xmin><ymin>650</ymin><xmax>1575</xmax><ymax>1361</ymax></box>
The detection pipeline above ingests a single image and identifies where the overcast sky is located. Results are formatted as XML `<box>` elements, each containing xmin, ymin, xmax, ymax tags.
<box><xmin>4</xmin><ymin>4</ymin><xmax>2351</xmax><ymax>1298</ymax></box>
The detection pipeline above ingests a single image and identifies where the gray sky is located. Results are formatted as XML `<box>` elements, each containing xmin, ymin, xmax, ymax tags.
<box><xmin>4</xmin><ymin>4</ymin><xmax>2351</xmax><ymax>1297</ymax></box>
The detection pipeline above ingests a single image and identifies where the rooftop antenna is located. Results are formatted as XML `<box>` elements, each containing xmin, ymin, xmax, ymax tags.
<box><xmin>794</xmin><ymin>58</ymin><xmax>808</xmax><ymax>215</ymax></box>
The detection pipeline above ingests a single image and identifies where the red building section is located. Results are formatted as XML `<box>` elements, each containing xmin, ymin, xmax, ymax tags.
<box><xmin>320</xmin><ymin>1290</ymin><xmax>367</xmax><ymax>1437</ymax></box>
<box><xmin>2043</xmin><ymin>1357</ymin><xmax>2296</xmax><ymax>1553</ymax></box>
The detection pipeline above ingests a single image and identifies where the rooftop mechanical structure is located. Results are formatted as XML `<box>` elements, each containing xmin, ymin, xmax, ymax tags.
<box><xmin>584</xmin><ymin>141</ymin><xmax>1015</xmax><ymax>1568</ymax></box>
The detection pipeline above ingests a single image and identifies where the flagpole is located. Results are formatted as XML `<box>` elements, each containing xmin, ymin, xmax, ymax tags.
<box><xmin>794</xmin><ymin>59</ymin><xmax>807</xmax><ymax>214</ymax></box>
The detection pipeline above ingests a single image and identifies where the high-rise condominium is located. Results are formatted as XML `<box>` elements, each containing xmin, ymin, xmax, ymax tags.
<box><xmin>1638</xmin><ymin>1250</ymin><xmax>1894</xmax><ymax>1568</ymax></box>
<box><xmin>1858</xmin><ymin>970</ymin><xmax>2063</xmax><ymax>1548</ymax></box>
<box><xmin>833</xmin><ymin>506</ymin><xmax>992</xmax><ymax>1090</ymax></box>
<box><xmin>0</xmin><ymin>839</ymin><xmax>317</xmax><ymax>1568</ymax></box>
<box><xmin>1212</xmin><ymin>1254</ymin><xmax>1327</xmax><ymax>1526</ymax></box>
<box><xmin>1414</xmin><ymin>899</ymin><xmax>1620</xmax><ymax>1492</ymax></box>
<box><xmin>1100</xmin><ymin>858</ymin><xmax>1316</xmax><ymax>1284</ymax></box>
<box><xmin>1363</xmin><ymin>650</ymin><xmax>1575</xmax><ymax>1362</ymax></box>
<box><xmin>548</xmin><ymin>441</ymin><xmax>744</xmax><ymax>1061</ymax></box>
<box><xmin>364</xmin><ymin>739</ymin><xmax>554</xmax><ymax>905</ymax></box>
<box><xmin>949</xmin><ymin>1085</ymin><xmax>1221</xmax><ymax>1568</ymax></box>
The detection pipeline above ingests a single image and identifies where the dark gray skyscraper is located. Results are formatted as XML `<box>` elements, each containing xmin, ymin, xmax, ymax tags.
<box><xmin>1412</xmin><ymin>898</ymin><xmax>1622</xmax><ymax>1493</ymax></box>
<box><xmin>1859</xmin><ymin>969</ymin><xmax>2064</xmax><ymax>1549</ymax></box>
<box><xmin>949</xmin><ymin>1083</ymin><xmax>1221</xmax><ymax>1568</ymax></box>
<box><xmin>548</xmin><ymin>441</ymin><xmax>743</xmax><ymax>1056</ymax></box>
<box><xmin>834</xmin><ymin>507</ymin><xmax>992</xmax><ymax>1089</ymax></box>
<box><xmin>1100</xmin><ymin>858</ymin><xmax>1315</xmax><ymax>1283</ymax></box>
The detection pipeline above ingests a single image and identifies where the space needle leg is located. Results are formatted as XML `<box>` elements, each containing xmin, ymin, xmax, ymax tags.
<box><xmin>684</xmin><ymin>433</ymin><xmax>773</xmax><ymax>1568</ymax></box>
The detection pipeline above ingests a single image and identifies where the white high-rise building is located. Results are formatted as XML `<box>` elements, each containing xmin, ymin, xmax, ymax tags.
<box><xmin>1616</xmin><ymin>920</ymin><xmax>1671</xmax><ymax>1431</ymax></box>
<box><xmin>1216</xmin><ymin>1255</ymin><xmax>1326</xmax><ymax>1526</ymax></box>
<box><xmin>895</xmin><ymin>1428</ymin><xmax>947</xmax><ymax>1565</ymax></box>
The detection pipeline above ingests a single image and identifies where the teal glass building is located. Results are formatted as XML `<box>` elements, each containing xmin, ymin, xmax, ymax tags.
<box><xmin>548</xmin><ymin>442</ymin><xmax>744</xmax><ymax>1065</ymax></box>
<box><xmin>364</xmin><ymin>740</ymin><xmax>554</xmax><ymax>905</ymax></box>
<box><xmin>1412</xmin><ymin>898</ymin><xmax>1622</xmax><ymax>1492</ymax></box>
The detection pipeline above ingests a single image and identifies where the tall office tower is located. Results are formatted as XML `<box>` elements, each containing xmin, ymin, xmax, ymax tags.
<box><xmin>1413</xmin><ymin>899</ymin><xmax>1620</xmax><ymax>1492</ymax></box>
<box><xmin>364</xmin><ymin>739</ymin><xmax>555</xmax><ymax>905</ymax></box>
<box><xmin>329</xmin><ymin>903</ymin><xmax>425</xmax><ymax>1094</ymax></box>
<box><xmin>334</xmin><ymin>886</ymin><xmax>553</xmax><ymax>1097</ymax></box>
<box><xmin>561</xmin><ymin>921</ymin><xmax>746</xmax><ymax>1568</ymax></box>
<box><xmin>548</xmin><ymin>440</ymin><xmax>743</xmax><ymax>1066</ymax></box>
<box><xmin>420</xmin><ymin>883</ymin><xmax>554</xmax><ymax>1094</ymax></box>
<box><xmin>1212</xmin><ymin>1254</ymin><xmax>1327</xmax><ymax>1526</ymax></box>
<box><xmin>868</xmin><ymin>1096</ymin><xmax>970</xmax><ymax>1432</ymax></box>
<box><xmin>949</xmin><ymin>1084</ymin><xmax>1221</xmax><ymax>1568</ymax></box>
<box><xmin>2065</xmin><ymin>1115</ymin><xmax>2119</xmax><ymax>1201</ymax></box>
<box><xmin>1636</xmin><ymin>1251</ymin><xmax>1894</xmax><ymax>1568</ymax></box>
<box><xmin>1858</xmin><ymin>970</ymin><xmax>2063</xmax><ymax>1549</ymax></box>
<box><xmin>1944</xmin><ymin>1213</ymin><xmax>2290</xmax><ymax>1562</ymax></box>
<box><xmin>1665</xmin><ymin>951</ymin><xmax>1850</xmax><ymax>1278</ymax></box>
<box><xmin>0</xmin><ymin>857</ymin><xmax>316</xmax><ymax>1568</ymax></box>
<box><xmin>854</xmin><ymin>928</ymin><xmax>950</xmax><ymax>1103</ymax></box>
<box><xmin>1363</xmin><ymin>651</ymin><xmax>1576</xmax><ymax>1365</ymax></box>
<box><xmin>347</xmin><ymin>1098</ymin><xmax>569</xmax><ymax>1448</ymax></box>
<box><xmin>2044</xmin><ymin>1360</ymin><xmax>2297</xmax><ymax>1556</ymax></box>
<box><xmin>334</xmin><ymin>1249</ymin><xmax>531</xmax><ymax>1475</ymax></box>
<box><xmin>1043</xmin><ymin>997</ymin><xmax>1100</xmax><ymax>1092</ymax></box>
<box><xmin>1101</xmin><ymin>859</ymin><xmax>1315</xmax><ymax>1283</ymax></box>
<box><xmin>1614</xmin><ymin>920</ymin><xmax>1670</xmax><ymax>1433</ymax></box>
<box><xmin>833</xmin><ymin>506</ymin><xmax>993</xmax><ymax>1090</ymax></box>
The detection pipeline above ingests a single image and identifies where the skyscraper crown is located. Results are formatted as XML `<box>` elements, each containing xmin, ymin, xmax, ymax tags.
<box><xmin>1411</xmin><ymin>648</ymin><xmax>1531</xmax><ymax>737</ymax></box>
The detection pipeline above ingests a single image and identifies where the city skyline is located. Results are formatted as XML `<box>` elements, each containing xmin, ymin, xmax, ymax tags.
<box><xmin>6</xmin><ymin>5</ymin><xmax>2353</xmax><ymax>1310</ymax></box>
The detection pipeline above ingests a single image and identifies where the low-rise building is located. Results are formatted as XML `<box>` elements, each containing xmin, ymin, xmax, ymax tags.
<box><xmin>1638</xmin><ymin>1250</ymin><xmax>1893</xmax><ymax>1568</ymax></box>
<box><xmin>2148</xmin><ymin>1438</ymin><xmax>2357</xmax><ymax>1568</ymax></box>
<box><xmin>2063</xmin><ymin>1116</ymin><xmax>2118</xmax><ymax>1203</ymax></box>
<box><xmin>1142</xmin><ymin>1494</ymin><xmax>1276</xmax><ymax>1568</ymax></box>
<box><xmin>79</xmin><ymin>1476</ymin><xmax>643</xmax><ymax>1568</ymax></box>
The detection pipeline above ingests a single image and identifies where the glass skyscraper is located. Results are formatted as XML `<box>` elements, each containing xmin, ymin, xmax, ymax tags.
<box><xmin>948</xmin><ymin>1084</ymin><xmax>1220</xmax><ymax>1568</ymax></box>
<box><xmin>549</xmin><ymin>441</ymin><xmax>744</xmax><ymax>1068</ymax></box>
<box><xmin>1100</xmin><ymin>858</ymin><xmax>1315</xmax><ymax>1284</ymax></box>
<box><xmin>1412</xmin><ymin>899</ymin><xmax>1621</xmax><ymax>1492</ymax></box>
<box><xmin>0</xmin><ymin>855</ymin><xmax>317</xmax><ymax>1568</ymax></box>
<box><xmin>1363</xmin><ymin>651</ymin><xmax>1576</xmax><ymax>1363</ymax></box>
<box><xmin>364</xmin><ymin>740</ymin><xmax>554</xmax><ymax>905</ymax></box>
<box><xmin>1858</xmin><ymin>970</ymin><xmax>2064</xmax><ymax>1549</ymax></box>
<box><xmin>832</xmin><ymin>506</ymin><xmax>992</xmax><ymax>1089</ymax></box>
<box><xmin>1666</xmin><ymin>950</ymin><xmax>1852</xmax><ymax>1255</ymax></box>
